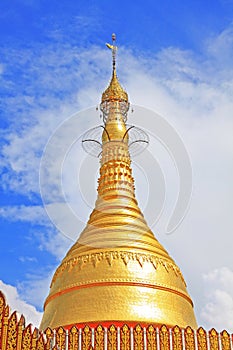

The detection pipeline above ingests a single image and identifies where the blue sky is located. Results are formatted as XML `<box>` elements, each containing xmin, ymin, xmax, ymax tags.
<box><xmin>0</xmin><ymin>0</ymin><xmax>233</xmax><ymax>330</ymax></box>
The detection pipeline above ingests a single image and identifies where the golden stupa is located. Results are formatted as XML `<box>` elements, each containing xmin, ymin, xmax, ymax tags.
<box><xmin>40</xmin><ymin>35</ymin><xmax>197</xmax><ymax>330</ymax></box>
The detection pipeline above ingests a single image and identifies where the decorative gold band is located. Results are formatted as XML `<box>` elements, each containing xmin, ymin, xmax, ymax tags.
<box><xmin>51</xmin><ymin>251</ymin><xmax>185</xmax><ymax>287</ymax></box>
<box><xmin>45</xmin><ymin>280</ymin><xmax>193</xmax><ymax>308</ymax></box>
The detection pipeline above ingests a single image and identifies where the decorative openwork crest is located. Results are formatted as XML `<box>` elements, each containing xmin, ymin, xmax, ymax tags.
<box><xmin>82</xmin><ymin>124</ymin><xmax>149</xmax><ymax>157</ymax></box>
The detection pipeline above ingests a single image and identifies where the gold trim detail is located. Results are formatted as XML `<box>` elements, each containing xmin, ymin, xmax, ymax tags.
<box><xmin>31</xmin><ymin>328</ymin><xmax>38</xmax><ymax>350</ymax></box>
<box><xmin>45</xmin><ymin>280</ymin><xmax>193</xmax><ymax>308</ymax></box>
<box><xmin>172</xmin><ymin>326</ymin><xmax>183</xmax><ymax>350</ymax></box>
<box><xmin>21</xmin><ymin>325</ymin><xmax>32</xmax><ymax>350</ymax></box>
<box><xmin>95</xmin><ymin>325</ymin><xmax>105</xmax><ymax>350</ymax></box>
<box><xmin>209</xmin><ymin>329</ymin><xmax>219</xmax><ymax>350</ymax></box>
<box><xmin>69</xmin><ymin>326</ymin><xmax>79</xmax><ymax>350</ymax></box>
<box><xmin>7</xmin><ymin>311</ymin><xmax>17</xmax><ymax>350</ymax></box>
<box><xmin>146</xmin><ymin>325</ymin><xmax>157</xmax><ymax>350</ymax></box>
<box><xmin>120</xmin><ymin>325</ymin><xmax>130</xmax><ymax>350</ymax></box>
<box><xmin>45</xmin><ymin>328</ymin><xmax>53</xmax><ymax>350</ymax></box>
<box><xmin>159</xmin><ymin>325</ymin><xmax>170</xmax><ymax>350</ymax></box>
<box><xmin>221</xmin><ymin>330</ymin><xmax>231</xmax><ymax>350</ymax></box>
<box><xmin>51</xmin><ymin>251</ymin><xmax>184</xmax><ymax>286</ymax></box>
<box><xmin>134</xmin><ymin>325</ymin><xmax>144</xmax><ymax>350</ymax></box>
<box><xmin>17</xmin><ymin>316</ymin><xmax>24</xmax><ymax>350</ymax></box>
<box><xmin>185</xmin><ymin>326</ymin><xmax>195</xmax><ymax>350</ymax></box>
<box><xmin>36</xmin><ymin>334</ymin><xmax>45</xmax><ymax>350</ymax></box>
<box><xmin>56</xmin><ymin>326</ymin><xmax>66</xmax><ymax>350</ymax></box>
<box><xmin>82</xmin><ymin>326</ymin><xmax>92</xmax><ymax>350</ymax></box>
<box><xmin>197</xmin><ymin>327</ymin><xmax>207</xmax><ymax>350</ymax></box>
<box><xmin>108</xmin><ymin>325</ymin><xmax>118</xmax><ymax>350</ymax></box>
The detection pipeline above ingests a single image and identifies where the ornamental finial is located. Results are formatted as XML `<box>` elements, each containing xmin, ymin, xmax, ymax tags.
<box><xmin>100</xmin><ymin>34</ymin><xmax>129</xmax><ymax>122</ymax></box>
<box><xmin>106</xmin><ymin>33</ymin><xmax>117</xmax><ymax>73</ymax></box>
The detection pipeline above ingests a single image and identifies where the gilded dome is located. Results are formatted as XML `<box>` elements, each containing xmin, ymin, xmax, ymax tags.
<box><xmin>40</xmin><ymin>39</ymin><xmax>197</xmax><ymax>331</ymax></box>
<box><xmin>101</xmin><ymin>70</ymin><xmax>128</xmax><ymax>104</ymax></box>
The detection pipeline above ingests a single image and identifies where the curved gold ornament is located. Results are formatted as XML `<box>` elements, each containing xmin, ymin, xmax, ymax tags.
<box><xmin>184</xmin><ymin>326</ymin><xmax>195</xmax><ymax>350</ymax></box>
<box><xmin>69</xmin><ymin>326</ymin><xmax>79</xmax><ymax>350</ymax></box>
<box><xmin>0</xmin><ymin>293</ymin><xmax>6</xmax><ymax>349</ymax></box>
<box><xmin>172</xmin><ymin>326</ymin><xmax>183</xmax><ymax>350</ymax></box>
<box><xmin>2</xmin><ymin>305</ymin><xmax>9</xmax><ymax>350</ymax></box>
<box><xmin>134</xmin><ymin>325</ymin><xmax>144</xmax><ymax>350</ymax></box>
<box><xmin>209</xmin><ymin>329</ymin><xmax>219</xmax><ymax>350</ymax></box>
<box><xmin>16</xmin><ymin>315</ymin><xmax>24</xmax><ymax>350</ymax></box>
<box><xmin>7</xmin><ymin>311</ymin><xmax>17</xmax><ymax>350</ymax></box>
<box><xmin>221</xmin><ymin>330</ymin><xmax>231</xmax><ymax>350</ymax></box>
<box><xmin>0</xmin><ymin>292</ymin><xmax>5</xmax><ymax>335</ymax></box>
<box><xmin>108</xmin><ymin>325</ymin><xmax>118</xmax><ymax>350</ymax></box>
<box><xmin>56</xmin><ymin>326</ymin><xmax>66</xmax><ymax>350</ymax></box>
<box><xmin>95</xmin><ymin>325</ymin><xmax>105</xmax><ymax>350</ymax></box>
<box><xmin>40</xmin><ymin>37</ymin><xmax>197</xmax><ymax>330</ymax></box>
<box><xmin>197</xmin><ymin>327</ymin><xmax>207</xmax><ymax>350</ymax></box>
<box><xmin>120</xmin><ymin>325</ymin><xmax>130</xmax><ymax>350</ymax></box>
<box><xmin>159</xmin><ymin>325</ymin><xmax>170</xmax><ymax>350</ymax></box>
<box><xmin>31</xmin><ymin>328</ymin><xmax>38</xmax><ymax>350</ymax></box>
<box><xmin>21</xmin><ymin>325</ymin><xmax>32</xmax><ymax>350</ymax></box>
<box><xmin>82</xmin><ymin>325</ymin><xmax>92</xmax><ymax>350</ymax></box>
<box><xmin>36</xmin><ymin>334</ymin><xmax>45</xmax><ymax>350</ymax></box>
<box><xmin>45</xmin><ymin>327</ymin><xmax>53</xmax><ymax>350</ymax></box>
<box><xmin>146</xmin><ymin>325</ymin><xmax>157</xmax><ymax>350</ymax></box>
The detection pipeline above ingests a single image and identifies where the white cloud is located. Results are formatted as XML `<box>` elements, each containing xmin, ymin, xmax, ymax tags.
<box><xmin>17</xmin><ymin>273</ymin><xmax>52</xmax><ymax>311</ymax></box>
<box><xmin>1</xmin><ymin>106</ymin><xmax>78</xmax><ymax>195</ymax></box>
<box><xmin>0</xmin><ymin>205</ymin><xmax>50</xmax><ymax>226</ymax></box>
<box><xmin>0</xmin><ymin>280</ymin><xmax>42</xmax><ymax>327</ymax></box>
<box><xmin>200</xmin><ymin>267</ymin><xmax>233</xmax><ymax>332</ymax></box>
<box><xmin>206</xmin><ymin>24</ymin><xmax>233</xmax><ymax>70</ymax></box>
<box><xmin>0</xmin><ymin>44</ymin><xmax>109</xmax><ymax>196</ymax></box>
<box><xmin>0</xmin><ymin>204</ymin><xmax>73</xmax><ymax>259</ymax></box>
<box><xmin>36</xmin><ymin>227</ymin><xmax>73</xmax><ymax>260</ymax></box>
<box><xmin>19</xmin><ymin>256</ymin><xmax>37</xmax><ymax>263</ymax></box>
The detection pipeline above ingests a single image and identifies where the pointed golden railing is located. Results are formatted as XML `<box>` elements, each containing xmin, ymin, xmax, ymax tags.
<box><xmin>0</xmin><ymin>292</ymin><xmax>232</xmax><ymax>350</ymax></box>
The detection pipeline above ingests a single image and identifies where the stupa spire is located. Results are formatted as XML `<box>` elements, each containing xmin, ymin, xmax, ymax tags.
<box><xmin>101</xmin><ymin>34</ymin><xmax>129</xmax><ymax>126</ymax></box>
<box><xmin>40</xmin><ymin>36</ymin><xmax>197</xmax><ymax>330</ymax></box>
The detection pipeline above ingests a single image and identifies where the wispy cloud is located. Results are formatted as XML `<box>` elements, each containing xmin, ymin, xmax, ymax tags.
<box><xmin>206</xmin><ymin>23</ymin><xmax>233</xmax><ymax>70</ymax></box>
<box><xmin>0</xmin><ymin>44</ymin><xmax>109</xmax><ymax>197</ymax></box>
<box><xmin>35</xmin><ymin>228</ymin><xmax>72</xmax><ymax>260</ymax></box>
<box><xmin>0</xmin><ymin>204</ymin><xmax>72</xmax><ymax>259</ymax></box>
<box><xmin>0</xmin><ymin>205</ymin><xmax>50</xmax><ymax>225</ymax></box>
<box><xmin>0</xmin><ymin>280</ymin><xmax>42</xmax><ymax>327</ymax></box>
<box><xmin>17</xmin><ymin>272</ymin><xmax>52</xmax><ymax>312</ymax></box>
<box><xmin>201</xmin><ymin>267</ymin><xmax>233</xmax><ymax>332</ymax></box>
<box><xmin>19</xmin><ymin>256</ymin><xmax>37</xmax><ymax>263</ymax></box>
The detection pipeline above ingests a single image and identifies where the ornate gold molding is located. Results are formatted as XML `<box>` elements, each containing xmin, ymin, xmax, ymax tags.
<box><xmin>51</xmin><ymin>250</ymin><xmax>185</xmax><ymax>286</ymax></box>
<box><xmin>46</xmin><ymin>277</ymin><xmax>193</xmax><ymax>309</ymax></box>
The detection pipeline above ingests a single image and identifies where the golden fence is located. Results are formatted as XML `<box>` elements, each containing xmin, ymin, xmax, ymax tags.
<box><xmin>0</xmin><ymin>292</ymin><xmax>232</xmax><ymax>350</ymax></box>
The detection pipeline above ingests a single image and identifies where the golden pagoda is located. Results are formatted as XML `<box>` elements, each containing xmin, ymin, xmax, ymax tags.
<box><xmin>40</xmin><ymin>35</ymin><xmax>197</xmax><ymax>330</ymax></box>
